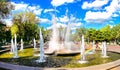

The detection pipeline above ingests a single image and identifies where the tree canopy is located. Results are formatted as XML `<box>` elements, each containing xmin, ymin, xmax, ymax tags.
<box><xmin>0</xmin><ymin>0</ymin><xmax>14</xmax><ymax>24</ymax></box>
<box><xmin>11</xmin><ymin>11</ymin><xmax>39</xmax><ymax>42</ymax></box>
<box><xmin>73</xmin><ymin>24</ymin><xmax>120</xmax><ymax>44</ymax></box>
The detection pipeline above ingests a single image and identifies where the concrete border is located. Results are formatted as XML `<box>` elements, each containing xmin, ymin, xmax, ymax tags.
<box><xmin>0</xmin><ymin>50</ymin><xmax>120</xmax><ymax>70</ymax></box>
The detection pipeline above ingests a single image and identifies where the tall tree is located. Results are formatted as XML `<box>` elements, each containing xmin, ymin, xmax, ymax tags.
<box><xmin>86</xmin><ymin>28</ymin><xmax>96</xmax><ymax>42</ymax></box>
<box><xmin>11</xmin><ymin>11</ymin><xmax>39</xmax><ymax>42</ymax></box>
<box><xmin>74</xmin><ymin>27</ymin><xmax>87</xmax><ymax>41</ymax></box>
<box><xmin>100</xmin><ymin>25</ymin><xmax>112</xmax><ymax>42</ymax></box>
<box><xmin>0</xmin><ymin>0</ymin><xmax>14</xmax><ymax>24</ymax></box>
<box><xmin>111</xmin><ymin>24</ymin><xmax>120</xmax><ymax>44</ymax></box>
<box><xmin>0</xmin><ymin>0</ymin><xmax>13</xmax><ymax>45</ymax></box>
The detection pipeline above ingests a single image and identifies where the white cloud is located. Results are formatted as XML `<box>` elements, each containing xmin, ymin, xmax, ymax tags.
<box><xmin>75</xmin><ymin>22</ymin><xmax>81</xmax><ymax>27</ymax></box>
<box><xmin>70</xmin><ymin>22</ymin><xmax>82</xmax><ymax>30</ymax></box>
<box><xmin>33</xmin><ymin>9</ymin><xmax>42</xmax><ymax>15</ymax></box>
<box><xmin>51</xmin><ymin>0</ymin><xmax>74</xmax><ymax>7</ymax></box>
<box><xmin>28</xmin><ymin>6</ymin><xmax>42</xmax><ymax>15</ymax></box>
<box><xmin>59</xmin><ymin>15</ymin><xmax>69</xmax><ymax>23</ymax></box>
<box><xmin>109</xmin><ymin>20</ymin><xmax>114</xmax><ymax>23</ymax></box>
<box><xmin>11</xmin><ymin>2</ymin><xmax>28</xmax><ymax>10</ymax></box>
<box><xmin>84</xmin><ymin>0</ymin><xmax>120</xmax><ymax>23</ymax></box>
<box><xmin>12</xmin><ymin>2</ymin><xmax>42</xmax><ymax>15</ymax></box>
<box><xmin>82</xmin><ymin>0</ymin><xmax>109</xmax><ymax>9</ymax></box>
<box><xmin>105</xmin><ymin>0</ymin><xmax>120</xmax><ymax>13</ymax></box>
<box><xmin>112</xmin><ymin>14</ymin><xmax>119</xmax><ymax>17</ymax></box>
<box><xmin>84</xmin><ymin>11</ymin><xmax>112</xmax><ymax>23</ymax></box>
<box><xmin>44</xmin><ymin>9</ymin><xmax>59</xmax><ymax>13</ymax></box>
<box><xmin>39</xmin><ymin>18</ymin><xmax>50</xmax><ymax>23</ymax></box>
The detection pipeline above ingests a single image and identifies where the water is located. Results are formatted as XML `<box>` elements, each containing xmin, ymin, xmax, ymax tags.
<box><xmin>48</xmin><ymin>14</ymin><xmax>74</xmax><ymax>53</ymax></box>
<box><xmin>49</xmin><ymin>15</ymin><xmax>60</xmax><ymax>52</ymax></box>
<box><xmin>102</xmin><ymin>41</ymin><xmax>109</xmax><ymax>58</ymax></box>
<box><xmin>64</xmin><ymin>23</ymin><xmax>72</xmax><ymax>50</ymax></box>
<box><xmin>101</xmin><ymin>42</ymin><xmax>104</xmax><ymax>55</ymax></box>
<box><xmin>20</xmin><ymin>39</ymin><xmax>23</xmax><ymax>51</ymax></box>
<box><xmin>89</xmin><ymin>40</ymin><xmax>95</xmax><ymax>54</ymax></box>
<box><xmin>36</xmin><ymin>28</ymin><xmax>46</xmax><ymax>62</ymax></box>
<box><xmin>33</xmin><ymin>38</ymin><xmax>36</xmax><ymax>49</ymax></box>
<box><xmin>13</xmin><ymin>34</ymin><xmax>18</xmax><ymax>58</ymax></box>
<box><xmin>10</xmin><ymin>39</ymin><xmax>14</xmax><ymax>54</ymax></box>
<box><xmin>87</xmin><ymin>40</ymin><xmax>95</xmax><ymax>54</ymax></box>
<box><xmin>65</xmin><ymin>23</ymin><xmax>71</xmax><ymax>42</ymax></box>
<box><xmin>92</xmin><ymin>40</ymin><xmax>95</xmax><ymax>53</ymax></box>
<box><xmin>78</xmin><ymin>35</ymin><xmax>88</xmax><ymax>64</ymax></box>
<box><xmin>80</xmin><ymin>35</ymin><xmax>85</xmax><ymax>61</ymax></box>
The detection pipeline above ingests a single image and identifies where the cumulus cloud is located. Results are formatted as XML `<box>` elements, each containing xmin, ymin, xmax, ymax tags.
<box><xmin>51</xmin><ymin>0</ymin><xmax>74</xmax><ymax>7</ymax></box>
<box><xmin>84</xmin><ymin>11</ymin><xmax>112</xmax><ymax>23</ymax></box>
<box><xmin>59</xmin><ymin>15</ymin><xmax>69</xmax><ymax>23</ymax></box>
<box><xmin>28</xmin><ymin>6</ymin><xmax>42</xmax><ymax>15</ymax></box>
<box><xmin>70</xmin><ymin>22</ymin><xmax>82</xmax><ymax>30</ymax></box>
<box><xmin>75</xmin><ymin>22</ymin><xmax>81</xmax><ymax>27</ymax></box>
<box><xmin>44</xmin><ymin>9</ymin><xmax>59</xmax><ymax>13</ymax></box>
<box><xmin>112</xmin><ymin>14</ymin><xmax>119</xmax><ymax>17</ymax></box>
<box><xmin>83</xmin><ymin>0</ymin><xmax>120</xmax><ymax>23</ymax></box>
<box><xmin>11</xmin><ymin>2</ymin><xmax>28</xmax><ymax>10</ymax></box>
<box><xmin>82</xmin><ymin>0</ymin><xmax>109</xmax><ymax>9</ymax></box>
<box><xmin>11</xmin><ymin>2</ymin><xmax>43</xmax><ymax>15</ymax></box>
<box><xmin>39</xmin><ymin>18</ymin><xmax>50</xmax><ymax>23</ymax></box>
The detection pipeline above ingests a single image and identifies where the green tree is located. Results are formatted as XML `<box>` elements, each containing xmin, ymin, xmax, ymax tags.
<box><xmin>0</xmin><ymin>24</ymin><xmax>11</xmax><ymax>45</ymax></box>
<box><xmin>86</xmin><ymin>28</ymin><xmax>96</xmax><ymax>42</ymax></box>
<box><xmin>39</xmin><ymin>27</ymin><xmax>50</xmax><ymax>43</ymax></box>
<box><xmin>100</xmin><ymin>25</ymin><xmax>112</xmax><ymax>42</ymax></box>
<box><xmin>10</xmin><ymin>24</ymin><xmax>19</xmax><ymax>38</ymax></box>
<box><xmin>0</xmin><ymin>0</ymin><xmax>14</xmax><ymax>24</ymax></box>
<box><xmin>74</xmin><ymin>27</ymin><xmax>87</xmax><ymax>41</ymax></box>
<box><xmin>0</xmin><ymin>0</ymin><xmax>13</xmax><ymax>45</ymax></box>
<box><xmin>12</xmin><ymin>11</ymin><xmax>39</xmax><ymax>42</ymax></box>
<box><xmin>111</xmin><ymin>24</ymin><xmax>120</xmax><ymax>44</ymax></box>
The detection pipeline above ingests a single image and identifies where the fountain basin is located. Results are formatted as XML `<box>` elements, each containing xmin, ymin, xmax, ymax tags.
<box><xmin>0</xmin><ymin>48</ymin><xmax>120</xmax><ymax>69</ymax></box>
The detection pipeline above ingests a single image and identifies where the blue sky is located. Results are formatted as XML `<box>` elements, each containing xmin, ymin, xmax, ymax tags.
<box><xmin>6</xmin><ymin>0</ymin><xmax>120</xmax><ymax>29</ymax></box>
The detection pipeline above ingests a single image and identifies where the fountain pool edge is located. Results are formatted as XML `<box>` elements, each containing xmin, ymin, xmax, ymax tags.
<box><xmin>0</xmin><ymin>49</ymin><xmax>120</xmax><ymax>70</ymax></box>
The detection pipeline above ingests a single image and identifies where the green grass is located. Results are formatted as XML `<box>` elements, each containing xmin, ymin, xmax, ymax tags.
<box><xmin>0</xmin><ymin>48</ymin><xmax>120</xmax><ymax>68</ymax></box>
<box><xmin>63</xmin><ymin>51</ymin><xmax>120</xmax><ymax>68</ymax></box>
<box><xmin>0</xmin><ymin>48</ymin><xmax>34</xmax><ymax>58</ymax></box>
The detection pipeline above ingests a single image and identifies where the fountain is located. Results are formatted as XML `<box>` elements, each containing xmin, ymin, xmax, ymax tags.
<box><xmin>33</xmin><ymin>38</ymin><xmax>36</xmax><ymax>49</ymax></box>
<box><xmin>20</xmin><ymin>39</ymin><xmax>23</xmax><ymax>51</ymax></box>
<box><xmin>48</xmin><ymin>15</ymin><xmax>60</xmax><ymax>52</ymax></box>
<box><xmin>10</xmin><ymin>39</ymin><xmax>14</xmax><ymax>54</ymax></box>
<box><xmin>13</xmin><ymin>34</ymin><xmax>19</xmax><ymax>58</ymax></box>
<box><xmin>0</xmin><ymin>17</ymin><xmax>120</xmax><ymax>69</ymax></box>
<box><xmin>92</xmin><ymin>40</ymin><xmax>95</xmax><ymax>53</ymax></box>
<box><xmin>88</xmin><ymin>40</ymin><xmax>95</xmax><ymax>54</ymax></box>
<box><xmin>64</xmin><ymin>22</ymin><xmax>72</xmax><ymax>50</ymax></box>
<box><xmin>47</xmin><ymin>14</ymin><xmax>79</xmax><ymax>55</ymax></box>
<box><xmin>36</xmin><ymin>28</ymin><xmax>46</xmax><ymax>62</ymax></box>
<box><xmin>78</xmin><ymin>35</ymin><xmax>88</xmax><ymax>64</ymax></box>
<box><xmin>102</xmin><ymin>41</ymin><xmax>109</xmax><ymax>58</ymax></box>
<box><xmin>101</xmin><ymin>42</ymin><xmax>104</xmax><ymax>55</ymax></box>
